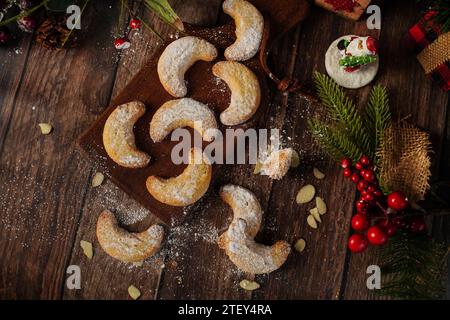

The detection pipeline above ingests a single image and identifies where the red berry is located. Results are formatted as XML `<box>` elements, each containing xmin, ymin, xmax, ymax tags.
<box><xmin>130</xmin><ymin>18</ymin><xmax>142</xmax><ymax>29</ymax></box>
<box><xmin>348</xmin><ymin>234</ymin><xmax>368</xmax><ymax>253</ymax></box>
<box><xmin>351</xmin><ymin>214</ymin><xmax>369</xmax><ymax>231</ymax></box>
<box><xmin>114</xmin><ymin>37</ymin><xmax>131</xmax><ymax>50</ymax></box>
<box><xmin>392</xmin><ymin>216</ymin><xmax>406</xmax><ymax>229</ymax></box>
<box><xmin>357</xmin><ymin>180</ymin><xmax>368</xmax><ymax>192</ymax></box>
<box><xmin>387</xmin><ymin>191</ymin><xmax>409</xmax><ymax>211</ymax></box>
<box><xmin>355</xmin><ymin>161</ymin><xmax>363</xmax><ymax>170</ymax></box>
<box><xmin>356</xmin><ymin>200</ymin><xmax>368</xmax><ymax>213</ymax></box>
<box><xmin>378</xmin><ymin>219</ymin><xmax>397</xmax><ymax>237</ymax></box>
<box><xmin>367</xmin><ymin>226</ymin><xmax>388</xmax><ymax>245</ymax></box>
<box><xmin>341</xmin><ymin>158</ymin><xmax>351</xmax><ymax>169</ymax></box>
<box><xmin>362</xmin><ymin>169</ymin><xmax>375</xmax><ymax>181</ymax></box>
<box><xmin>408</xmin><ymin>216</ymin><xmax>426</xmax><ymax>233</ymax></box>
<box><xmin>366</xmin><ymin>36</ymin><xmax>379</xmax><ymax>54</ymax></box>
<box><xmin>343</xmin><ymin>168</ymin><xmax>352</xmax><ymax>177</ymax></box>
<box><xmin>360</xmin><ymin>155</ymin><xmax>370</xmax><ymax>166</ymax></box>
<box><xmin>351</xmin><ymin>173</ymin><xmax>360</xmax><ymax>183</ymax></box>
<box><xmin>367</xmin><ymin>185</ymin><xmax>376</xmax><ymax>193</ymax></box>
<box><xmin>363</xmin><ymin>193</ymin><xmax>374</xmax><ymax>202</ymax></box>
<box><xmin>0</xmin><ymin>27</ymin><xmax>11</xmax><ymax>45</ymax></box>
<box><xmin>373</xmin><ymin>190</ymin><xmax>383</xmax><ymax>198</ymax></box>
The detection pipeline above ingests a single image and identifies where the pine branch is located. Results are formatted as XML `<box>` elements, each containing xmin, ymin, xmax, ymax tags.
<box><xmin>365</xmin><ymin>85</ymin><xmax>391</xmax><ymax>156</ymax></box>
<box><xmin>308</xmin><ymin>119</ymin><xmax>364</xmax><ymax>161</ymax></box>
<box><xmin>313</xmin><ymin>72</ymin><xmax>373</xmax><ymax>160</ymax></box>
<box><xmin>378</xmin><ymin>231</ymin><xmax>449</xmax><ymax>299</ymax></box>
<box><xmin>143</xmin><ymin>0</ymin><xmax>184</xmax><ymax>31</ymax></box>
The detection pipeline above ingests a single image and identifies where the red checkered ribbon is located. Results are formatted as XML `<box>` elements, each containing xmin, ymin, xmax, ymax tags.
<box><xmin>408</xmin><ymin>11</ymin><xmax>450</xmax><ymax>91</ymax></box>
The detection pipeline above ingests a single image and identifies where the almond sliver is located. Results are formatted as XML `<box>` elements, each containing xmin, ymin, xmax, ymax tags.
<box><xmin>313</xmin><ymin>167</ymin><xmax>325</xmax><ymax>179</ymax></box>
<box><xmin>294</xmin><ymin>238</ymin><xmax>306</xmax><ymax>252</ymax></box>
<box><xmin>307</xmin><ymin>214</ymin><xmax>318</xmax><ymax>229</ymax></box>
<box><xmin>316</xmin><ymin>197</ymin><xmax>327</xmax><ymax>215</ymax></box>
<box><xmin>296</xmin><ymin>184</ymin><xmax>316</xmax><ymax>204</ymax></box>
<box><xmin>239</xmin><ymin>279</ymin><xmax>260</xmax><ymax>291</ymax></box>
<box><xmin>80</xmin><ymin>240</ymin><xmax>93</xmax><ymax>259</ymax></box>
<box><xmin>310</xmin><ymin>208</ymin><xmax>322</xmax><ymax>223</ymax></box>
<box><xmin>128</xmin><ymin>285</ymin><xmax>141</xmax><ymax>300</ymax></box>
<box><xmin>38</xmin><ymin>123</ymin><xmax>53</xmax><ymax>135</ymax></box>
<box><xmin>92</xmin><ymin>172</ymin><xmax>104</xmax><ymax>187</ymax></box>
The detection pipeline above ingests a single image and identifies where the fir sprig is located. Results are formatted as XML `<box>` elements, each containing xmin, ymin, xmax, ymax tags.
<box><xmin>143</xmin><ymin>0</ymin><xmax>184</xmax><ymax>31</ymax></box>
<box><xmin>308</xmin><ymin>119</ymin><xmax>363</xmax><ymax>160</ymax></box>
<box><xmin>309</xmin><ymin>72</ymin><xmax>374</xmax><ymax>161</ymax></box>
<box><xmin>365</xmin><ymin>85</ymin><xmax>391</xmax><ymax>157</ymax></box>
<box><xmin>378</xmin><ymin>231</ymin><xmax>449</xmax><ymax>299</ymax></box>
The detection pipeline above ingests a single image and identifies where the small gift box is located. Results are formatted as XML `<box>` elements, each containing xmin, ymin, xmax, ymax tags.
<box><xmin>408</xmin><ymin>11</ymin><xmax>450</xmax><ymax>91</ymax></box>
<box><xmin>314</xmin><ymin>0</ymin><xmax>372</xmax><ymax>21</ymax></box>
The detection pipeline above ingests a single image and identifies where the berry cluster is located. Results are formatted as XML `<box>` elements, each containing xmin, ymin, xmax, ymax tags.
<box><xmin>341</xmin><ymin>155</ymin><xmax>426</xmax><ymax>253</ymax></box>
<box><xmin>0</xmin><ymin>0</ymin><xmax>36</xmax><ymax>45</ymax></box>
<box><xmin>324</xmin><ymin>0</ymin><xmax>357</xmax><ymax>13</ymax></box>
<box><xmin>114</xmin><ymin>19</ymin><xmax>141</xmax><ymax>50</ymax></box>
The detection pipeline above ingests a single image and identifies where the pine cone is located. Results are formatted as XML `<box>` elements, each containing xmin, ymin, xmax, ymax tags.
<box><xmin>35</xmin><ymin>15</ymin><xmax>78</xmax><ymax>50</ymax></box>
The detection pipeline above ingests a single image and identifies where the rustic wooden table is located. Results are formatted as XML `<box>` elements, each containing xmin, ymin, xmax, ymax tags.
<box><xmin>0</xmin><ymin>0</ymin><xmax>449</xmax><ymax>300</ymax></box>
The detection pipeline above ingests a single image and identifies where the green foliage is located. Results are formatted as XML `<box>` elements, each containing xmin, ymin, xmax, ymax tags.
<box><xmin>308</xmin><ymin>119</ymin><xmax>363</xmax><ymax>161</ymax></box>
<box><xmin>339</xmin><ymin>55</ymin><xmax>377</xmax><ymax>67</ymax></box>
<box><xmin>309</xmin><ymin>72</ymin><xmax>376</xmax><ymax>162</ymax></box>
<box><xmin>143</xmin><ymin>0</ymin><xmax>184</xmax><ymax>31</ymax></box>
<box><xmin>378</xmin><ymin>230</ymin><xmax>449</xmax><ymax>299</ymax></box>
<box><xmin>365</xmin><ymin>85</ymin><xmax>391</xmax><ymax>158</ymax></box>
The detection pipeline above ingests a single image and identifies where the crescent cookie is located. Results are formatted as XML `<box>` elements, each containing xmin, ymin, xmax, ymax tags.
<box><xmin>158</xmin><ymin>36</ymin><xmax>218</xmax><ymax>97</ymax></box>
<box><xmin>218</xmin><ymin>184</ymin><xmax>290</xmax><ymax>274</ymax></box>
<box><xmin>150</xmin><ymin>98</ymin><xmax>218</xmax><ymax>143</ymax></box>
<box><xmin>103</xmin><ymin>101</ymin><xmax>151</xmax><ymax>168</ymax></box>
<box><xmin>219</xmin><ymin>184</ymin><xmax>262</xmax><ymax>238</ymax></box>
<box><xmin>223</xmin><ymin>0</ymin><xmax>264</xmax><ymax>61</ymax></box>
<box><xmin>146</xmin><ymin>148</ymin><xmax>212</xmax><ymax>207</ymax></box>
<box><xmin>96</xmin><ymin>210</ymin><xmax>164</xmax><ymax>263</ymax></box>
<box><xmin>212</xmin><ymin>61</ymin><xmax>261</xmax><ymax>126</ymax></box>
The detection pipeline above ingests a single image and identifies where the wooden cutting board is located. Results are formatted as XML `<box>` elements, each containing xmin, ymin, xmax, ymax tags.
<box><xmin>78</xmin><ymin>0</ymin><xmax>310</xmax><ymax>226</ymax></box>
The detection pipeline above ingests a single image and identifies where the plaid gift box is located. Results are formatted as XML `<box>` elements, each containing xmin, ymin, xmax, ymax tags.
<box><xmin>408</xmin><ymin>11</ymin><xmax>450</xmax><ymax>91</ymax></box>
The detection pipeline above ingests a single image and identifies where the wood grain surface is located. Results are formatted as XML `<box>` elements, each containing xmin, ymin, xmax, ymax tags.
<box><xmin>0</xmin><ymin>0</ymin><xmax>448</xmax><ymax>300</ymax></box>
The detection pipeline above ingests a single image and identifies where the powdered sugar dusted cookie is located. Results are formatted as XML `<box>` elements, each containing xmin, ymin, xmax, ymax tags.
<box><xmin>219</xmin><ymin>184</ymin><xmax>262</xmax><ymax>238</ymax></box>
<box><xmin>217</xmin><ymin>184</ymin><xmax>290</xmax><ymax>274</ymax></box>
<box><xmin>158</xmin><ymin>36</ymin><xmax>218</xmax><ymax>97</ymax></box>
<box><xmin>146</xmin><ymin>148</ymin><xmax>212</xmax><ymax>207</ymax></box>
<box><xmin>103</xmin><ymin>101</ymin><xmax>151</xmax><ymax>168</ymax></box>
<box><xmin>150</xmin><ymin>98</ymin><xmax>218</xmax><ymax>143</ymax></box>
<box><xmin>96</xmin><ymin>210</ymin><xmax>164</xmax><ymax>263</ymax></box>
<box><xmin>325</xmin><ymin>35</ymin><xmax>379</xmax><ymax>89</ymax></box>
<box><xmin>223</xmin><ymin>0</ymin><xmax>264</xmax><ymax>61</ymax></box>
<box><xmin>212</xmin><ymin>61</ymin><xmax>261</xmax><ymax>126</ymax></box>
<box><xmin>260</xmin><ymin>148</ymin><xmax>293</xmax><ymax>180</ymax></box>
